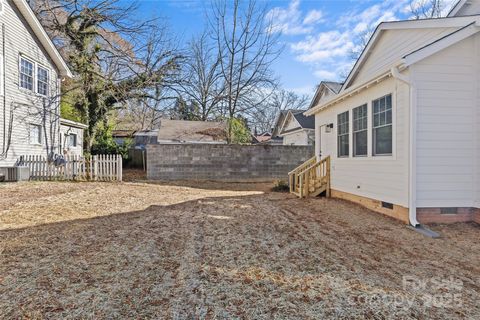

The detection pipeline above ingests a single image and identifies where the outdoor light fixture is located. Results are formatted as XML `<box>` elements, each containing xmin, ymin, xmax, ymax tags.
<box><xmin>325</xmin><ymin>123</ymin><xmax>334</xmax><ymax>133</ymax></box>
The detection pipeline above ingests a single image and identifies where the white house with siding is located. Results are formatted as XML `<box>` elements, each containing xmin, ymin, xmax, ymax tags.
<box><xmin>303</xmin><ymin>0</ymin><xmax>480</xmax><ymax>226</ymax></box>
<box><xmin>277</xmin><ymin>110</ymin><xmax>315</xmax><ymax>146</ymax></box>
<box><xmin>59</xmin><ymin>118</ymin><xmax>87</xmax><ymax>157</ymax></box>
<box><xmin>0</xmin><ymin>0</ymin><xmax>72</xmax><ymax>166</ymax></box>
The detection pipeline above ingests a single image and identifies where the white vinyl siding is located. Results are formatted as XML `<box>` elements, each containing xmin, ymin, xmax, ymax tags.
<box><xmin>59</xmin><ymin>123</ymin><xmax>84</xmax><ymax>156</ymax></box>
<box><xmin>0</xmin><ymin>0</ymin><xmax>61</xmax><ymax>165</ymax></box>
<box><xmin>349</xmin><ymin>27</ymin><xmax>458</xmax><ymax>88</ymax></box>
<box><xmin>314</xmin><ymin>77</ymin><xmax>409</xmax><ymax>207</ymax></box>
<box><xmin>414</xmin><ymin>33</ymin><xmax>478</xmax><ymax>208</ymax></box>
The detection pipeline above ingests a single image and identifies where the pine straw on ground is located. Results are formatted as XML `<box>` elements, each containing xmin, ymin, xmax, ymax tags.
<box><xmin>0</xmin><ymin>181</ymin><xmax>479</xmax><ymax>319</ymax></box>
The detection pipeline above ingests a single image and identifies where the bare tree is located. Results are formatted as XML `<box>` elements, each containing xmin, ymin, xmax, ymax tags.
<box><xmin>350</xmin><ymin>27</ymin><xmax>375</xmax><ymax>62</ymax></box>
<box><xmin>32</xmin><ymin>0</ymin><xmax>183</xmax><ymax>152</ymax></box>
<box><xmin>209</xmin><ymin>0</ymin><xmax>282</xmax><ymax>142</ymax></box>
<box><xmin>175</xmin><ymin>32</ymin><xmax>224</xmax><ymax>121</ymax></box>
<box><xmin>409</xmin><ymin>0</ymin><xmax>447</xmax><ymax>19</ymax></box>
<box><xmin>248</xmin><ymin>89</ymin><xmax>309</xmax><ymax>134</ymax></box>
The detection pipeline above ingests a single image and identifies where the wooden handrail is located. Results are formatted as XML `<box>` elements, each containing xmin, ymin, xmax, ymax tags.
<box><xmin>289</xmin><ymin>156</ymin><xmax>331</xmax><ymax>198</ymax></box>
<box><xmin>288</xmin><ymin>156</ymin><xmax>317</xmax><ymax>175</ymax></box>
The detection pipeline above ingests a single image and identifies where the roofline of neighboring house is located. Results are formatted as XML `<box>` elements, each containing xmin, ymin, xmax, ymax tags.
<box><xmin>340</xmin><ymin>14</ymin><xmax>480</xmax><ymax>92</ymax></box>
<box><xmin>308</xmin><ymin>82</ymin><xmax>343</xmax><ymax>109</ymax></box>
<box><xmin>279</xmin><ymin>127</ymin><xmax>314</xmax><ymax>136</ymax></box>
<box><xmin>306</xmin><ymin>21</ymin><xmax>480</xmax><ymax>117</ymax></box>
<box><xmin>13</xmin><ymin>0</ymin><xmax>72</xmax><ymax>78</ymax></box>
<box><xmin>60</xmin><ymin>118</ymin><xmax>88</xmax><ymax>129</ymax></box>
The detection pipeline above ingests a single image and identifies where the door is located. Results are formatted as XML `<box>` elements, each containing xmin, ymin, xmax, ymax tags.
<box><xmin>318</xmin><ymin>125</ymin><xmax>329</xmax><ymax>158</ymax></box>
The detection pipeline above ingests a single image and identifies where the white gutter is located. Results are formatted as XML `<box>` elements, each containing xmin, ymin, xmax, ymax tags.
<box><xmin>391</xmin><ymin>66</ymin><xmax>420</xmax><ymax>227</ymax></box>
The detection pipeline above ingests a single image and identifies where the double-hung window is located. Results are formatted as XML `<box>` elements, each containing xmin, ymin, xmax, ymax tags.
<box><xmin>20</xmin><ymin>57</ymin><xmax>34</xmax><ymax>91</ymax></box>
<box><xmin>68</xmin><ymin>133</ymin><xmax>77</xmax><ymax>147</ymax></box>
<box><xmin>337</xmin><ymin>111</ymin><xmax>349</xmax><ymax>157</ymax></box>
<box><xmin>30</xmin><ymin>124</ymin><xmax>41</xmax><ymax>145</ymax></box>
<box><xmin>353</xmin><ymin>104</ymin><xmax>368</xmax><ymax>157</ymax></box>
<box><xmin>37</xmin><ymin>66</ymin><xmax>49</xmax><ymax>96</ymax></box>
<box><xmin>372</xmin><ymin>94</ymin><xmax>393</xmax><ymax>155</ymax></box>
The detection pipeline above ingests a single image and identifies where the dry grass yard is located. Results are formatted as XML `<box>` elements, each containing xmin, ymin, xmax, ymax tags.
<box><xmin>1</xmin><ymin>177</ymin><xmax>479</xmax><ymax>319</ymax></box>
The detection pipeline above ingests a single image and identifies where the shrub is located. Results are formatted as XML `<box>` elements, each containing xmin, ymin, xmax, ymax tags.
<box><xmin>271</xmin><ymin>180</ymin><xmax>290</xmax><ymax>192</ymax></box>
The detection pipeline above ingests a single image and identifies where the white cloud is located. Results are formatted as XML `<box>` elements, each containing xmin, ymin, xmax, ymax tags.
<box><xmin>287</xmin><ymin>85</ymin><xmax>316</xmax><ymax>97</ymax></box>
<box><xmin>288</xmin><ymin>0</ymin><xmax>412</xmax><ymax>81</ymax></box>
<box><xmin>291</xmin><ymin>31</ymin><xmax>354</xmax><ymax>63</ymax></box>
<box><xmin>267</xmin><ymin>0</ymin><xmax>324</xmax><ymax>35</ymax></box>
<box><xmin>303</xmin><ymin>10</ymin><xmax>324</xmax><ymax>25</ymax></box>
<box><xmin>313</xmin><ymin>70</ymin><xmax>337</xmax><ymax>80</ymax></box>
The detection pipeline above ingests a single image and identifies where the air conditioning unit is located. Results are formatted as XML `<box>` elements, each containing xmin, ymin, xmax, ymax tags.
<box><xmin>0</xmin><ymin>166</ymin><xmax>30</xmax><ymax>182</ymax></box>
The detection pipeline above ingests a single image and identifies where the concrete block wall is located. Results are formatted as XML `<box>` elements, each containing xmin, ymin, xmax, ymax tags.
<box><xmin>147</xmin><ymin>144</ymin><xmax>313</xmax><ymax>181</ymax></box>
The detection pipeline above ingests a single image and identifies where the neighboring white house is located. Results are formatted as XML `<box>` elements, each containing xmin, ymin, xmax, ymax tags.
<box><xmin>59</xmin><ymin>118</ymin><xmax>87</xmax><ymax>156</ymax></box>
<box><xmin>305</xmin><ymin>0</ymin><xmax>480</xmax><ymax>226</ymax></box>
<box><xmin>0</xmin><ymin>0</ymin><xmax>72</xmax><ymax>166</ymax></box>
<box><xmin>277</xmin><ymin>110</ymin><xmax>315</xmax><ymax>146</ymax></box>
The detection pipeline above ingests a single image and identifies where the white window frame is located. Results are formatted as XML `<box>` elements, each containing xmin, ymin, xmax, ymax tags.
<box><xmin>353</xmin><ymin>104</ymin><xmax>368</xmax><ymax>157</ymax></box>
<box><xmin>0</xmin><ymin>0</ymin><xmax>4</xmax><ymax>16</ymax></box>
<box><xmin>37</xmin><ymin>65</ymin><xmax>49</xmax><ymax>96</ymax></box>
<box><xmin>337</xmin><ymin>110</ymin><xmax>349</xmax><ymax>158</ymax></box>
<box><xmin>19</xmin><ymin>56</ymin><xmax>35</xmax><ymax>91</ymax></box>
<box><xmin>0</xmin><ymin>54</ymin><xmax>3</xmax><ymax>96</ymax></box>
<box><xmin>372</xmin><ymin>94</ymin><xmax>393</xmax><ymax>156</ymax></box>
<box><xmin>68</xmin><ymin>133</ymin><xmax>77</xmax><ymax>148</ymax></box>
<box><xmin>29</xmin><ymin>124</ymin><xmax>42</xmax><ymax>145</ymax></box>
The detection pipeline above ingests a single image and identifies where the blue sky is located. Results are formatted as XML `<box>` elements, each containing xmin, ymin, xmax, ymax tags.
<box><xmin>132</xmin><ymin>0</ymin><xmax>457</xmax><ymax>97</ymax></box>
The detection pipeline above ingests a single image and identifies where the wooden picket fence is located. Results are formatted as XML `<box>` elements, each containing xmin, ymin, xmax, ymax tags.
<box><xmin>18</xmin><ymin>154</ymin><xmax>123</xmax><ymax>182</ymax></box>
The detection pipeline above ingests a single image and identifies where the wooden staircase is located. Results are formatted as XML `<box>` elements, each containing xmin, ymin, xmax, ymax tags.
<box><xmin>288</xmin><ymin>156</ymin><xmax>331</xmax><ymax>198</ymax></box>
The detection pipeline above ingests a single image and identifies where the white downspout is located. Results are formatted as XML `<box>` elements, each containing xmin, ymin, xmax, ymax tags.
<box><xmin>391</xmin><ymin>66</ymin><xmax>420</xmax><ymax>227</ymax></box>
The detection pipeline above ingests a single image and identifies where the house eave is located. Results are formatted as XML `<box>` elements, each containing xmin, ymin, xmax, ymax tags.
<box><xmin>341</xmin><ymin>15</ymin><xmax>480</xmax><ymax>92</ymax></box>
<box><xmin>60</xmin><ymin>118</ymin><xmax>88</xmax><ymax>129</ymax></box>
<box><xmin>305</xmin><ymin>62</ymin><xmax>407</xmax><ymax>116</ymax></box>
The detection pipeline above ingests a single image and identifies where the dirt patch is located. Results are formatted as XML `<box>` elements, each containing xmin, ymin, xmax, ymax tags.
<box><xmin>0</xmin><ymin>182</ymin><xmax>479</xmax><ymax>319</ymax></box>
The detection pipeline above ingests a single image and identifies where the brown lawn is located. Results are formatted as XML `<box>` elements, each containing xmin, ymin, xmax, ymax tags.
<box><xmin>0</xmin><ymin>178</ymin><xmax>479</xmax><ymax>319</ymax></box>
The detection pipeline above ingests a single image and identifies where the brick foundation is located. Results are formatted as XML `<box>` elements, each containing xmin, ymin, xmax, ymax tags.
<box><xmin>330</xmin><ymin>189</ymin><xmax>480</xmax><ymax>225</ymax></box>
<box><xmin>417</xmin><ymin>207</ymin><xmax>478</xmax><ymax>224</ymax></box>
<box><xmin>474</xmin><ymin>209</ymin><xmax>480</xmax><ymax>224</ymax></box>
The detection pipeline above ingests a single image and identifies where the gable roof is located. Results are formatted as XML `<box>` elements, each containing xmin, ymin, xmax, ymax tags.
<box><xmin>341</xmin><ymin>15</ymin><xmax>480</xmax><ymax>92</ymax></box>
<box><xmin>292</xmin><ymin>110</ymin><xmax>314</xmax><ymax>129</ymax></box>
<box><xmin>279</xmin><ymin>110</ymin><xmax>314</xmax><ymax>135</ymax></box>
<box><xmin>403</xmin><ymin>22</ymin><xmax>480</xmax><ymax>66</ymax></box>
<box><xmin>306</xmin><ymin>17</ymin><xmax>480</xmax><ymax>116</ymax></box>
<box><xmin>13</xmin><ymin>0</ymin><xmax>72</xmax><ymax>77</ymax></box>
<box><xmin>323</xmin><ymin>81</ymin><xmax>342</xmax><ymax>94</ymax></box>
<box><xmin>309</xmin><ymin>81</ymin><xmax>343</xmax><ymax>109</ymax></box>
<box><xmin>157</xmin><ymin>119</ymin><xmax>227</xmax><ymax>143</ymax></box>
